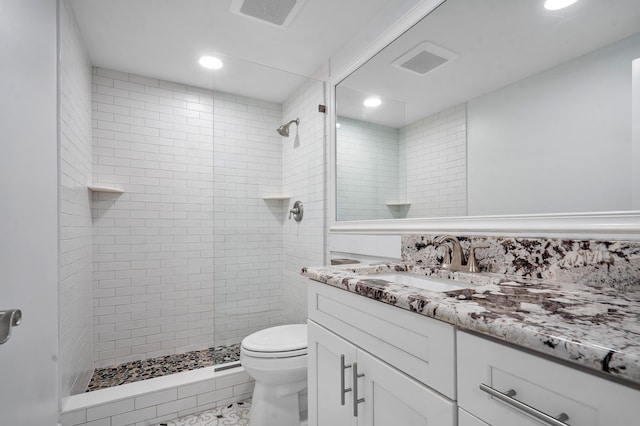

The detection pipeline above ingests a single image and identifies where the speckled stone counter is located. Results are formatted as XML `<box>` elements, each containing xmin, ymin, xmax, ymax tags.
<box><xmin>301</xmin><ymin>262</ymin><xmax>640</xmax><ymax>387</ymax></box>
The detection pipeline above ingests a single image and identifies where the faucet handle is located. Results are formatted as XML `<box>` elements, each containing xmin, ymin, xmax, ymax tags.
<box><xmin>467</xmin><ymin>244</ymin><xmax>489</xmax><ymax>273</ymax></box>
<box><xmin>437</xmin><ymin>243</ymin><xmax>452</xmax><ymax>267</ymax></box>
<box><xmin>289</xmin><ymin>200</ymin><xmax>303</xmax><ymax>221</ymax></box>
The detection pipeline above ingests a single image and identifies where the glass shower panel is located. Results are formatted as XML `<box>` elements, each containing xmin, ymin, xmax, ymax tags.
<box><xmin>210</xmin><ymin>55</ymin><xmax>321</xmax><ymax>351</ymax></box>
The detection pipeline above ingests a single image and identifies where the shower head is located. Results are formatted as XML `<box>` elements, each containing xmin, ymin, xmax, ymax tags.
<box><xmin>277</xmin><ymin>118</ymin><xmax>300</xmax><ymax>137</ymax></box>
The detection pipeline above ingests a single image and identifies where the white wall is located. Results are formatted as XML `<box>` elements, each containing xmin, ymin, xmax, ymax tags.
<box><xmin>468</xmin><ymin>34</ymin><xmax>640</xmax><ymax>216</ymax></box>
<box><xmin>0</xmin><ymin>0</ymin><xmax>59</xmax><ymax>424</ymax></box>
<box><xmin>336</xmin><ymin>117</ymin><xmax>400</xmax><ymax>221</ymax></box>
<box><xmin>402</xmin><ymin>104</ymin><xmax>467</xmax><ymax>218</ymax></box>
<box><xmin>281</xmin><ymin>77</ymin><xmax>327</xmax><ymax>324</ymax></box>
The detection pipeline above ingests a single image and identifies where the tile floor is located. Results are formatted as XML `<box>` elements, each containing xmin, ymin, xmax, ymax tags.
<box><xmin>156</xmin><ymin>400</ymin><xmax>251</xmax><ymax>426</ymax></box>
<box><xmin>87</xmin><ymin>343</ymin><xmax>241</xmax><ymax>391</ymax></box>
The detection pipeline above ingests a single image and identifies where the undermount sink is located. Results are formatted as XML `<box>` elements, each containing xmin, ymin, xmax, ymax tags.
<box><xmin>375</xmin><ymin>272</ymin><xmax>471</xmax><ymax>292</ymax></box>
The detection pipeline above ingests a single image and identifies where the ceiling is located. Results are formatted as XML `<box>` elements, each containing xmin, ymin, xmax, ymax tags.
<box><xmin>337</xmin><ymin>0</ymin><xmax>640</xmax><ymax>128</ymax></box>
<box><xmin>68</xmin><ymin>0</ymin><xmax>402</xmax><ymax>103</ymax></box>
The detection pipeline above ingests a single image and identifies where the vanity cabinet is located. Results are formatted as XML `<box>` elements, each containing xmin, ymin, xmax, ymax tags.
<box><xmin>308</xmin><ymin>321</ymin><xmax>455</xmax><ymax>425</ymax></box>
<box><xmin>307</xmin><ymin>280</ymin><xmax>457</xmax><ymax>426</ymax></box>
<box><xmin>457</xmin><ymin>331</ymin><xmax>640</xmax><ymax>426</ymax></box>
<box><xmin>307</xmin><ymin>279</ymin><xmax>640</xmax><ymax>426</ymax></box>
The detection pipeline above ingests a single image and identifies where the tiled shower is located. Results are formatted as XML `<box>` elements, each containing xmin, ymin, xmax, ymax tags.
<box><xmin>58</xmin><ymin>0</ymin><xmax>325</xmax><ymax>402</ymax></box>
<box><xmin>336</xmin><ymin>103</ymin><xmax>466</xmax><ymax>221</ymax></box>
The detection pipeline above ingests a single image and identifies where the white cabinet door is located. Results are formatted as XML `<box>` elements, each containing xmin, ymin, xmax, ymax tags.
<box><xmin>308</xmin><ymin>321</ymin><xmax>357</xmax><ymax>426</ymax></box>
<box><xmin>357</xmin><ymin>349</ymin><xmax>457</xmax><ymax>426</ymax></box>
<box><xmin>309</xmin><ymin>320</ymin><xmax>456</xmax><ymax>426</ymax></box>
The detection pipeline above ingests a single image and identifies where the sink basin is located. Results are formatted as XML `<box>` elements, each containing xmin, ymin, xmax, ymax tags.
<box><xmin>375</xmin><ymin>272</ymin><xmax>471</xmax><ymax>292</ymax></box>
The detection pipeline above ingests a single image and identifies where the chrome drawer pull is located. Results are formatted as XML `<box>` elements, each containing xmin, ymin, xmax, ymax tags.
<box><xmin>479</xmin><ymin>383</ymin><xmax>570</xmax><ymax>426</ymax></box>
<box><xmin>340</xmin><ymin>354</ymin><xmax>352</xmax><ymax>405</ymax></box>
<box><xmin>352</xmin><ymin>362</ymin><xmax>365</xmax><ymax>417</ymax></box>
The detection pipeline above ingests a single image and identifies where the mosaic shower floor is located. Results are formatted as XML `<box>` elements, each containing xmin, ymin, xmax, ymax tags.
<box><xmin>86</xmin><ymin>343</ymin><xmax>241</xmax><ymax>391</ymax></box>
<box><xmin>156</xmin><ymin>400</ymin><xmax>251</xmax><ymax>426</ymax></box>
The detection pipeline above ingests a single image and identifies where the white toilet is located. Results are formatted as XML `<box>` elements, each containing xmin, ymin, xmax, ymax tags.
<box><xmin>240</xmin><ymin>324</ymin><xmax>308</xmax><ymax>426</ymax></box>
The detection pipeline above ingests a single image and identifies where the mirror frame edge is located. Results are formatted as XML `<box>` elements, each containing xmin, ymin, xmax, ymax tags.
<box><xmin>327</xmin><ymin>0</ymin><xmax>640</xmax><ymax>241</ymax></box>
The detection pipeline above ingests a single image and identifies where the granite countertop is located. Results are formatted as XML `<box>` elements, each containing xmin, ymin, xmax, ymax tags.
<box><xmin>301</xmin><ymin>262</ymin><xmax>640</xmax><ymax>387</ymax></box>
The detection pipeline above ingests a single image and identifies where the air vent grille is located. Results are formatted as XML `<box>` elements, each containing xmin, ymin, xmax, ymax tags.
<box><xmin>230</xmin><ymin>0</ymin><xmax>307</xmax><ymax>28</ymax></box>
<box><xmin>400</xmin><ymin>51</ymin><xmax>448</xmax><ymax>75</ymax></box>
<box><xmin>392</xmin><ymin>42</ymin><xmax>457</xmax><ymax>76</ymax></box>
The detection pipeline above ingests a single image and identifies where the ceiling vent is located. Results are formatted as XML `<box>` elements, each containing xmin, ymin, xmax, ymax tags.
<box><xmin>392</xmin><ymin>42</ymin><xmax>458</xmax><ymax>76</ymax></box>
<box><xmin>230</xmin><ymin>0</ymin><xmax>308</xmax><ymax>29</ymax></box>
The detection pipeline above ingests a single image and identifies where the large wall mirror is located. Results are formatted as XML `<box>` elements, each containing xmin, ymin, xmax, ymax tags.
<box><xmin>335</xmin><ymin>0</ymin><xmax>640</xmax><ymax>222</ymax></box>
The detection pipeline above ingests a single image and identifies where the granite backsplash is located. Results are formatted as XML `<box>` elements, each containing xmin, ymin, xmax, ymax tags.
<box><xmin>402</xmin><ymin>235</ymin><xmax>640</xmax><ymax>289</ymax></box>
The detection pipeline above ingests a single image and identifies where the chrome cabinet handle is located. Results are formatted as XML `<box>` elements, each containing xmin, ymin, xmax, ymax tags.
<box><xmin>0</xmin><ymin>309</ymin><xmax>22</xmax><ymax>345</ymax></box>
<box><xmin>352</xmin><ymin>362</ymin><xmax>365</xmax><ymax>417</ymax></box>
<box><xmin>340</xmin><ymin>354</ymin><xmax>352</xmax><ymax>406</ymax></box>
<box><xmin>480</xmin><ymin>383</ymin><xmax>570</xmax><ymax>426</ymax></box>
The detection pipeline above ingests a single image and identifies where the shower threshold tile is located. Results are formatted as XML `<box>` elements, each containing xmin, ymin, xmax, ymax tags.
<box><xmin>86</xmin><ymin>343</ymin><xmax>241</xmax><ymax>392</ymax></box>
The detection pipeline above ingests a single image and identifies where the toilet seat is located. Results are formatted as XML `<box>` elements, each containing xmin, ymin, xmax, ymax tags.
<box><xmin>241</xmin><ymin>346</ymin><xmax>307</xmax><ymax>358</ymax></box>
<box><xmin>241</xmin><ymin>324</ymin><xmax>307</xmax><ymax>358</ymax></box>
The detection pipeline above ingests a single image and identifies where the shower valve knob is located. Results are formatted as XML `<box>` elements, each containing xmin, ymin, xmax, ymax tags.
<box><xmin>289</xmin><ymin>201</ymin><xmax>303</xmax><ymax>221</ymax></box>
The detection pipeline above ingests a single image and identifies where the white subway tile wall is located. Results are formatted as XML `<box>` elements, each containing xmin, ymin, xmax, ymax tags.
<box><xmin>92</xmin><ymin>68</ymin><xmax>285</xmax><ymax>367</ymax></box>
<box><xmin>402</xmin><ymin>104</ymin><xmax>467</xmax><ymax>217</ymax></box>
<box><xmin>282</xmin><ymin>77</ymin><xmax>326</xmax><ymax>324</ymax></box>
<box><xmin>60</xmin><ymin>368</ymin><xmax>254</xmax><ymax>426</ymax></box>
<box><xmin>336</xmin><ymin>117</ymin><xmax>401</xmax><ymax>221</ymax></box>
<box><xmin>59</xmin><ymin>0</ymin><xmax>95</xmax><ymax>398</ymax></box>
<box><xmin>336</xmin><ymin>104</ymin><xmax>467</xmax><ymax>221</ymax></box>
<box><xmin>212</xmin><ymin>91</ymin><xmax>285</xmax><ymax>345</ymax></box>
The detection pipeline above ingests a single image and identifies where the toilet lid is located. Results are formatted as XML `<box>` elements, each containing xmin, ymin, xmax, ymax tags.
<box><xmin>241</xmin><ymin>324</ymin><xmax>307</xmax><ymax>353</ymax></box>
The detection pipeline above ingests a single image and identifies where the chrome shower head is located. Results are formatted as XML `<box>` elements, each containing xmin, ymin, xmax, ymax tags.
<box><xmin>277</xmin><ymin>118</ymin><xmax>300</xmax><ymax>137</ymax></box>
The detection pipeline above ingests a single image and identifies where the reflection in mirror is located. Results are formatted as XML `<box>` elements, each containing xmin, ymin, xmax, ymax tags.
<box><xmin>335</xmin><ymin>0</ymin><xmax>640</xmax><ymax>221</ymax></box>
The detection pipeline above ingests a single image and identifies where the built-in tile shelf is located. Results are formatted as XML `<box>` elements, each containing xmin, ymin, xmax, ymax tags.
<box><xmin>88</xmin><ymin>185</ymin><xmax>124</xmax><ymax>193</ymax></box>
<box><xmin>262</xmin><ymin>195</ymin><xmax>290</xmax><ymax>200</ymax></box>
<box><xmin>386</xmin><ymin>201</ymin><xmax>411</xmax><ymax>206</ymax></box>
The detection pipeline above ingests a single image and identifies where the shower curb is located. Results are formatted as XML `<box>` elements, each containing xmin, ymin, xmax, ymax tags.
<box><xmin>60</xmin><ymin>366</ymin><xmax>253</xmax><ymax>426</ymax></box>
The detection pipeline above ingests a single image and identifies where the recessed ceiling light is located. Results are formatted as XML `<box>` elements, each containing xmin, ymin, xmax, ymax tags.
<box><xmin>363</xmin><ymin>97</ymin><xmax>382</xmax><ymax>107</ymax></box>
<box><xmin>544</xmin><ymin>0</ymin><xmax>579</xmax><ymax>10</ymax></box>
<box><xmin>199</xmin><ymin>56</ymin><xmax>223</xmax><ymax>70</ymax></box>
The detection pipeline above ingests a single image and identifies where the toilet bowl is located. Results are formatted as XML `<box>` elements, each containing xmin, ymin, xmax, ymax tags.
<box><xmin>241</xmin><ymin>324</ymin><xmax>308</xmax><ymax>426</ymax></box>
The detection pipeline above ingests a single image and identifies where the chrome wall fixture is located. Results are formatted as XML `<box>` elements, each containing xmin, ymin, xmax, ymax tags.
<box><xmin>289</xmin><ymin>200</ymin><xmax>303</xmax><ymax>221</ymax></box>
<box><xmin>0</xmin><ymin>309</ymin><xmax>22</xmax><ymax>345</ymax></box>
<box><xmin>277</xmin><ymin>118</ymin><xmax>300</xmax><ymax>137</ymax></box>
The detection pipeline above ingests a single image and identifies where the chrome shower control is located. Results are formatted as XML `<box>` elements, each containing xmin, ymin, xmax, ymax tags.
<box><xmin>289</xmin><ymin>200</ymin><xmax>303</xmax><ymax>221</ymax></box>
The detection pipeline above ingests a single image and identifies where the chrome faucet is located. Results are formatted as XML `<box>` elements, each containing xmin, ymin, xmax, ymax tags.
<box><xmin>434</xmin><ymin>235</ymin><xmax>488</xmax><ymax>273</ymax></box>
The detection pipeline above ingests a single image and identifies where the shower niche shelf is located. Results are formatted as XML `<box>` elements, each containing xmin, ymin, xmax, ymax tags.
<box><xmin>88</xmin><ymin>185</ymin><xmax>125</xmax><ymax>193</ymax></box>
<box><xmin>386</xmin><ymin>201</ymin><xmax>411</xmax><ymax>206</ymax></box>
<box><xmin>262</xmin><ymin>195</ymin><xmax>290</xmax><ymax>200</ymax></box>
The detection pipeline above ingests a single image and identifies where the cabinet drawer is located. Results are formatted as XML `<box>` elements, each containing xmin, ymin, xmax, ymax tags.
<box><xmin>308</xmin><ymin>280</ymin><xmax>456</xmax><ymax>398</ymax></box>
<box><xmin>457</xmin><ymin>331</ymin><xmax>640</xmax><ymax>426</ymax></box>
